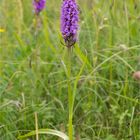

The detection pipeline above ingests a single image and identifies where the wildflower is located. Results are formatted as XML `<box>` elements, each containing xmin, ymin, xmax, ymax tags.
<box><xmin>133</xmin><ymin>71</ymin><xmax>140</xmax><ymax>81</ymax></box>
<box><xmin>61</xmin><ymin>0</ymin><xmax>79</xmax><ymax>47</ymax></box>
<box><xmin>0</xmin><ymin>28</ymin><xmax>5</xmax><ymax>33</ymax></box>
<box><xmin>33</xmin><ymin>0</ymin><xmax>46</xmax><ymax>15</ymax></box>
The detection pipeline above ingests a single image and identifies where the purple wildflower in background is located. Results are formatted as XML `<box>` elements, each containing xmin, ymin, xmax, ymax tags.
<box><xmin>61</xmin><ymin>0</ymin><xmax>79</xmax><ymax>47</ymax></box>
<box><xmin>33</xmin><ymin>0</ymin><xmax>46</xmax><ymax>15</ymax></box>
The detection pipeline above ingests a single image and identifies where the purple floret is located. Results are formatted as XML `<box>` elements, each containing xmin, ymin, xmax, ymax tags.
<box><xmin>33</xmin><ymin>0</ymin><xmax>46</xmax><ymax>15</ymax></box>
<box><xmin>61</xmin><ymin>0</ymin><xmax>79</xmax><ymax>47</ymax></box>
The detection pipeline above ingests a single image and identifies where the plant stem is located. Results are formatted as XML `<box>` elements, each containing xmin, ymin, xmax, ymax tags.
<box><xmin>67</xmin><ymin>47</ymin><xmax>73</xmax><ymax>140</ymax></box>
<box><xmin>35</xmin><ymin>112</ymin><xmax>39</xmax><ymax>140</ymax></box>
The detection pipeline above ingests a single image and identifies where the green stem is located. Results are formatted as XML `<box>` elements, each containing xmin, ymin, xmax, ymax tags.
<box><xmin>67</xmin><ymin>47</ymin><xmax>73</xmax><ymax>140</ymax></box>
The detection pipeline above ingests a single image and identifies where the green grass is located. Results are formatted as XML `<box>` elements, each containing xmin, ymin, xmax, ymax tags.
<box><xmin>0</xmin><ymin>0</ymin><xmax>140</xmax><ymax>139</ymax></box>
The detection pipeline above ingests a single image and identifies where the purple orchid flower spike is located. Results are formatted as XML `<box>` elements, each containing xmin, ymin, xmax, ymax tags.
<box><xmin>33</xmin><ymin>0</ymin><xmax>46</xmax><ymax>15</ymax></box>
<box><xmin>61</xmin><ymin>0</ymin><xmax>79</xmax><ymax>47</ymax></box>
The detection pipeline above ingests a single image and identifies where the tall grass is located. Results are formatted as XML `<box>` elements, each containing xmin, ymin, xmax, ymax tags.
<box><xmin>0</xmin><ymin>0</ymin><xmax>140</xmax><ymax>140</ymax></box>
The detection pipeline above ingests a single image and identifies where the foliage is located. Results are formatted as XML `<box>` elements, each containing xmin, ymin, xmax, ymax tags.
<box><xmin>0</xmin><ymin>0</ymin><xmax>140</xmax><ymax>140</ymax></box>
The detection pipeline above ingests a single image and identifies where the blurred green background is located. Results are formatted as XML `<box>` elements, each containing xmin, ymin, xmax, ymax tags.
<box><xmin>0</xmin><ymin>0</ymin><xmax>140</xmax><ymax>139</ymax></box>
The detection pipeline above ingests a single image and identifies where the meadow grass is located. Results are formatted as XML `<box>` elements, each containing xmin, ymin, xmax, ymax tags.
<box><xmin>0</xmin><ymin>0</ymin><xmax>140</xmax><ymax>140</ymax></box>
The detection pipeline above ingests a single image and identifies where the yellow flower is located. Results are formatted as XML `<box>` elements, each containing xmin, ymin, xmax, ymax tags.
<box><xmin>0</xmin><ymin>28</ymin><xmax>5</xmax><ymax>33</ymax></box>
